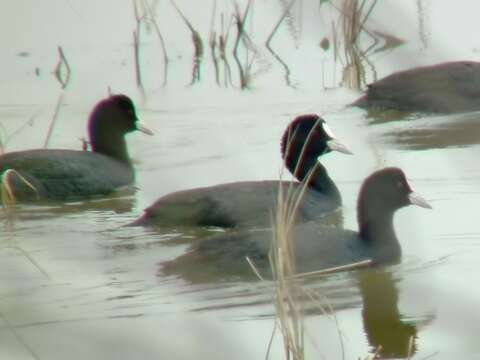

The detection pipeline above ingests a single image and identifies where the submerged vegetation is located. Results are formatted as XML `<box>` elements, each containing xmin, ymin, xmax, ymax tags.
<box><xmin>53</xmin><ymin>46</ymin><xmax>71</xmax><ymax>89</ymax></box>
<box><xmin>127</xmin><ymin>0</ymin><xmax>402</xmax><ymax>91</ymax></box>
<box><xmin>133</xmin><ymin>0</ymin><xmax>170</xmax><ymax>90</ymax></box>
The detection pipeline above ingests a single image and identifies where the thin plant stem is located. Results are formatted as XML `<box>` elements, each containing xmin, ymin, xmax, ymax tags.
<box><xmin>133</xmin><ymin>28</ymin><xmax>145</xmax><ymax>94</ymax></box>
<box><xmin>265</xmin><ymin>0</ymin><xmax>297</xmax><ymax>88</ymax></box>
<box><xmin>141</xmin><ymin>0</ymin><xmax>170</xmax><ymax>86</ymax></box>
<box><xmin>54</xmin><ymin>46</ymin><xmax>71</xmax><ymax>89</ymax></box>
<box><xmin>2</xmin><ymin>112</ymin><xmax>39</xmax><ymax>151</ymax></box>
<box><xmin>0</xmin><ymin>311</ymin><xmax>41</xmax><ymax>360</ymax></box>
<box><xmin>43</xmin><ymin>92</ymin><xmax>64</xmax><ymax>148</ymax></box>
<box><xmin>209</xmin><ymin>0</ymin><xmax>220</xmax><ymax>85</ymax></box>
<box><xmin>233</xmin><ymin>0</ymin><xmax>253</xmax><ymax>89</ymax></box>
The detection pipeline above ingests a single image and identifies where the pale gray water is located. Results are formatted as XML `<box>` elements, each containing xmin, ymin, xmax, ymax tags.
<box><xmin>1</xmin><ymin>1</ymin><xmax>480</xmax><ymax>359</ymax></box>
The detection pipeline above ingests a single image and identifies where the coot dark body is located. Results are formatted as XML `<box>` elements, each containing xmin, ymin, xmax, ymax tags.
<box><xmin>353</xmin><ymin>61</ymin><xmax>480</xmax><ymax>113</ymax></box>
<box><xmin>0</xmin><ymin>94</ymin><xmax>152</xmax><ymax>200</ymax></box>
<box><xmin>163</xmin><ymin>167</ymin><xmax>431</xmax><ymax>277</ymax></box>
<box><xmin>131</xmin><ymin>114</ymin><xmax>352</xmax><ymax>228</ymax></box>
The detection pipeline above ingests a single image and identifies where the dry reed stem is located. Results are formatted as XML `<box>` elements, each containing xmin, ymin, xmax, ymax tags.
<box><xmin>12</xmin><ymin>245</ymin><xmax>51</xmax><ymax>280</ymax></box>
<box><xmin>133</xmin><ymin>0</ymin><xmax>142</xmax><ymax>28</ymax></box>
<box><xmin>132</xmin><ymin>0</ymin><xmax>145</xmax><ymax>93</ymax></box>
<box><xmin>289</xmin><ymin>259</ymin><xmax>372</xmax><ymax>280</ymax></box>
<box><xmin>54</xmin><ymin>46</ymin><xmax>71</xmax><ymax>89</ymax></box>
<box><xmin>407</xmin><ymin>335</ymin><xmax>414</xmax><ymax>359</ymax></box>
<box><xmin>133</xmin><ymin>28</ymin><xmax>145</xmax><ymax>94</ymax></box>
<box><xmin>341</xmin><ymin>0</ymin><xmax>363</xmax><ymax>88</ymax></box>
<box><xmin>1</xmin><ymin>169</ymin><xmax>39</xmax><ymax>205</ymax></box>
<box><xmin>246</xmin><ymin>256</ymin><xmax>266</xmax><ymax>281</ymax></box>
<box><xmin>169</xmin><ymin>0</ymin><xmax>203</xmax><ymax>85</ymax></box>
<box><xmin>274</xmin><ymin>120</ymin><xmax>360</xmax><ymax>358</ymax></box>
<box><xmin>416</xmin><ymin>0</ymin><xmax>428</xmax><ymax>49</ymax></box>
<box><xmin>219</xmin><ymin>13</ymin><xmax>234</xmax><ymax>87</ymax></box>
<box><xmin>141</xmin><ymin>0</ymin><xmax>169</xmax><ymax>63</ymax></box>
<box><xmin>3</xmin><ymin>113</ymin><xmax>39</xmax><ymax>153</ymax></box>
<box><xmin>43</xmin><ymin>92</ymin><xmax>64</xmax><ymax>148</ymax></box>
<box><xmin>266</xmin><ymin>0</ymin><xmax>297</xmax><ymax>88</ymax></box>
<box><xmin>233</xmin><ymin>0</ymin><xmax>253</xmax><ymax>89</ymax></box>
<box><xmin>330</xmin><ymin>0</ymin><xmax>379</xmax><ymax>89</ymax></box>
<box><xmin>133</xmin><ymin>0</ymin><xmax>169</xmax><ymax>88</ymax></box>
<box><xmin>1</xmin><ymin>170</ymin><xmax>50</xmax><ymax>280</ymax></box>
<box><xmin>0</xmin><ymin>311</ymin><xmax>41</xmax><ymax>360</ymax></box>
<box><xmin>169</xmin><ymin>0</ymin><xmax>204</xmax><ymax>59</ymax></box>
<box><xmin>331</xmin><ymin>20</ymin><xmax>338</xmax><ymax>86</ymax></box>
<box><xmin>301</xmin><ymin>287</ymin><xmax>346</xmax><ymax>359</ymax></box>
<box><xmin>353</xmin><ymin>0</ymin><xmax>377</xmax><ymax>43</ymax></box>
<box><xmin>210</xmin><ymin>31</ymin><xmax>220</xmax><ymax>85</ymax></box>
<box><xmin>278</xmin><ymin>0</ymin><xmax>301</xmax><ymax>46</ymax></box>
<box><xmin>265</xmin><ymin>129</ymin><xmax>312</xmax><ymax>359</ymax></box>
<box><xmin>264</xmin><ymin>118</ymin><xmax>371</xmax><ymax>359</ymax></box>
<box><xmin>265</xmin><ymin>318</ymin><xmax>279</xmax><ymax>359</ymax></box>
<box><xmin>209</xmin><ymin>0</ymin><xmax>220</xmax><ymax>85</ymax></box>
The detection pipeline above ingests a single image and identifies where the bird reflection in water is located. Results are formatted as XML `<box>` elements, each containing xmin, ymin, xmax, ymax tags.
<box><xmin>357</xmin><ymin>269</ymin><xmax>418</xmax><ymax>358</ymax></box>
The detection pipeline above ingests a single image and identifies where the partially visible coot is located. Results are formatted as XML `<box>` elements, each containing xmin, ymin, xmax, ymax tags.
<box><xmin>162</xmin><ymin>167</ymin><xmax>431</xmax><ymax>279</ymax></box>
<box><xmin>352</xmin><ymin>61</ymin><xmax>480</xmax><ymax>113</ymax></box>
<box><xmin>131</xmin><ymin>114</ymin><xmax>352</xmax><ymax>229</ymax></box>
<box><xmin>0</xmin><ymin>94</ymin><xmax>153</xmax><ymax>201</ymax></box>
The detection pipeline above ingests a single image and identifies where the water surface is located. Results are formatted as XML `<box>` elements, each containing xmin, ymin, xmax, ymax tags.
<box><xmin>1</xmin><ymin>1</ymin><xmax>480</xmax><ymax>359</ymax></box>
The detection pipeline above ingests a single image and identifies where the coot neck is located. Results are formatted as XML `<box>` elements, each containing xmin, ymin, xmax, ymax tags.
<box><xmin>359</xmin><ymin>212</ymin><xmax>401</xmax><ymax>263</ymax></box>
<box><xmin>90</xmin><ymin>129</ymin><xmax>131</xmax><ymax>164</ymax></box>
<box><xmin>287</xmin><ymin>153</ymin><xmax>340</xmax><ymax>201</ymax></box>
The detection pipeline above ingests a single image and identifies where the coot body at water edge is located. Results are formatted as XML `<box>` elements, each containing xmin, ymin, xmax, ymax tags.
<box><xmin>162</xmin><ymin>167</ymin><xmax>431</xmax><ymax>278</ymax></box>
<box><xmin>0</xmin><ymin>94</ymin><xmax>153</xmax><ymax>201</ymax></box>
<box><xmin>352</xmin><ymin>61</ymin><xmax>480</xmax><ymax>113</ymax></box>
<box><xmin>131</xmin><ymin>114</ymin><xmax>352</xmax><ymax>229</ymax></box>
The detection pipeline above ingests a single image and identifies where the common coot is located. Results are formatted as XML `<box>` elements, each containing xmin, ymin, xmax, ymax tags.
<box><xmin>162</xmin><ymin>167</ymin><xmax>431</xmax><ymax>278</ymax></box>
<box><xmin>131</xmin><ymin>114</ymin><xmax>352</xmax><ymax>229</ymax></box>
<box><xmin>352</xmin><ymin>61</ymin><xmax>480</xmax><ymax>113</ymax></box>
<box><xmin>0</xmin><ymin>94</ymin><xmax>153</xmax><ymax>201</ymax></box>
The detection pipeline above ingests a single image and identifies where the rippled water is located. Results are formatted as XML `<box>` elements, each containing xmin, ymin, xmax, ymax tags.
<box><xmin>2</xmin><ymin>1</ymin><xmax>480</xmax><ymax>359</ymax></box>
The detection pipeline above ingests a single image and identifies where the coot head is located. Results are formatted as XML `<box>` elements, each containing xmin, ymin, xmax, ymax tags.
<box><xmin>88</xmin><ymin>94</ymin><xmax>153</xmax><ymax>162</ymax></box>
<box><xmin>280</xmin><ymin>114</ymin><xmax>352</xmax><ymax>179</ymax></box>
<box><xmin>358</xmin><ymin>167</ymin><xmax>431</xmax><ymax>236</ymax></box>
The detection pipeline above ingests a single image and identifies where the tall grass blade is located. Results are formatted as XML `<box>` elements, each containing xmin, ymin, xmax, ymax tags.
<box><xmin>43</xmin><ymin>93</ymin><xmax>64</xmax><ymax>148</ymax></box>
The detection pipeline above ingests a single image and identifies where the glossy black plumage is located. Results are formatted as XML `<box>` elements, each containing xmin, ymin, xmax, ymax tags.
<box><xmin>163</xmin><ymin>167</ymin><xmax>431</xmax><ymax>277</ymax></box>
<box><xmin>0</xmin><ymin>94</ymin><xmax>151</xmax><ymax>200</ymax></box>
<box><xmin>131</xmin><ymin>114</ymin><xmax>352</xmax><ymax>229</ymax></box>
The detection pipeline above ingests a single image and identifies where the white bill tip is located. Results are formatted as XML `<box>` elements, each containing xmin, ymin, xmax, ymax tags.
<box><xmin>326</xmin><ymin>139</ymin><xmax>353</xmax><ymax>155</ymax></box>
<box><xmin>137</xmin><ymin>122</ymin><xmax>154</xmax><ymax>136</ymax></box>
<box><xmin>408</xmin><ymin>191</ymin><xmax>432</xmax><ymax>209</ymax></box>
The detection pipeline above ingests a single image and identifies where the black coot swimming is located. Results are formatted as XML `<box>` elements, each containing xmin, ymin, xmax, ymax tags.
<box><xmin>131</xmin><ymin>114</ymin><xmax>352</xmax><ymax>229</ymax></box>
<box><xmin>162</xmin><ymin>167</ymin><xmax>431</xmax><ymax>278</ymax></box>
<box><xmin>352</xmin><ymin>61</ymin><xmax>480</xmax><ymax>113</ymax></box>
<box><xmin>0</xmin><ymin>94</ymin><xmax>153</xmax><ymax>201</ymax></box>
